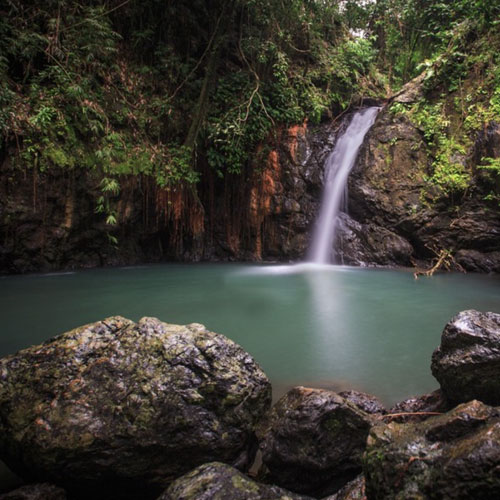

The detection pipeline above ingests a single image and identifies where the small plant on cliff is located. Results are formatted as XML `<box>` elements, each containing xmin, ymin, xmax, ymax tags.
<box><xmin>478</xmin><ymin>157</ymin><xmax>500</xmax><ymax>206</ymax></box>
<box><xmin>409</xmin><ymin>101</ymin><xmax>471</xmax><ymax>201</ymax></box>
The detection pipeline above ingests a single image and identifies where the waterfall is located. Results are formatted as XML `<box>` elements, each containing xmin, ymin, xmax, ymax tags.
<box><xmin>307</xmin><ymin>107</ymin><xmax>379</xmax><ymax>264</ymax></box>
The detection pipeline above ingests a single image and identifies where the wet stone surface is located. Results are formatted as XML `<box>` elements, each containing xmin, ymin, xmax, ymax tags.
<box><xmin>431</xmin><ymin>309</ymin><xmax>500</xmax><ymax>405</ymax></box>
<box><xmin>258</xmin><ymin>387</ymin><xmax>373</xmax><ymax>497</ymax></box>
<box><xmin>0</xmin><ymin>317</ymin><xmax>271</xmax><ymax>499</ymax></box>
<box><xmin>364</xmin><ymin>400</ymin><xmax>500</xmax><ymax>499</ymax></box>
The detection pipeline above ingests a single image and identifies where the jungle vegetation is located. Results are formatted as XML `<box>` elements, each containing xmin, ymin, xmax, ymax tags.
<box><xmin>1</xmin><ymin>0</ymin><xmax>499</xmax><ymax>213</ymax></box>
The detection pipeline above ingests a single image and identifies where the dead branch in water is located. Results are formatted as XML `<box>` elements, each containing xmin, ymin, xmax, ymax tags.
<box><xmin>413</xmin><ymin>245</ymin><xmax>465</xmax><ymax>279</ymax></box>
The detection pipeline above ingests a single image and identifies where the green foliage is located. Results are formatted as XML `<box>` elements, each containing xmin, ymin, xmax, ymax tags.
<box><xmin>2</xmin><ymin>0</ymin><xmax>497</xmax><ymax>206</ymax></box>
<box><xmin>463</xmin><ymin>83</ymin><xmax>500</xmax><ymax>132</ymax></box>
<box><xmin>407</xmin><ymin>101</ymin><xmax>471</xmax><ymax>199</ymax></box>
<box><xmin>479</xmin><ymin>157</ymin><xmax>500</xmax><ymax>174</ymax></box>
<box><xmin>426</xmin><ymin>154</ymin><xmax>470</xmax><ymax>196</ymax></box>
<box><xmin>0</xmin><ymin>0</ymin><xmax>383</xmax><ymax>185</ymax></box>
<box><xmin>29</xmin><ymin>106</ymin><xmax>57</xmax><ymax>129</ymax></box>
<box><xmin>478</xmin><ymin>157</ymin><xmax>500</xmax><ymax>206</ymax></box>
<box><xmin>389</xmin><ymin>102</ymin><xmax>409</xmax><ymax>115</ymax></box>
<box><xmin>366</xmin><ymin>0</ymin><xmax>500</xmax><ymax>88</ymax></box>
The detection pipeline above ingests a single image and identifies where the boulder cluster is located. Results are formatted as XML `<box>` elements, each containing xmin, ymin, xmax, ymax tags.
<box><xmin>0</xmin><ymin>310</ymin><xmax>499</xmax><ymax>499</ymax></box>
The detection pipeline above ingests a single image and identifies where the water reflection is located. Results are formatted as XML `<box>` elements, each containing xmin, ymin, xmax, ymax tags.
<box><xmin>1</xmin><ymin>263</ymin><xmax>499</xmax><ymax>407</ymax></box>
<box><xmin>305</xmin><ymin>267</ymin><xmax>347</xmax><ymax>370</ymax></box>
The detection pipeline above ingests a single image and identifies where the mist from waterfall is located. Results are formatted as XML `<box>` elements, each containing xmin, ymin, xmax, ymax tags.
<box><xmin>307</xmin><ymin>107</ymin><xmax>379</xmax><ymax>264</ymax></box>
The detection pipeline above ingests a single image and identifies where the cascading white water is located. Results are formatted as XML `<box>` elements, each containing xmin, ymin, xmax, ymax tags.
<box><xmin>307</xmin><ymin>106</ymin><xmax>379</xmax><ymax>264</ymax></box>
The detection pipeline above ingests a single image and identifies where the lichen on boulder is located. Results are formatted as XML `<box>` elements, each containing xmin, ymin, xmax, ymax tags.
<box><xmin>431</xmin><ymin>309</ymin><xmax>500</xmax><ymax>405</ymax></box>
<box><xmin>0</xmin><ymin>317</ymin><xmax>271</xmax><ymax>498</ymax></box>
<box><xmin>364</xmin><ymin>400</ymin><xmax>500</xmax><ymax>499</ymax></box>
<box><xmin>158</xmin><ymin>462</ymin><xmax>313</xmax><ymax>500</ymax></box>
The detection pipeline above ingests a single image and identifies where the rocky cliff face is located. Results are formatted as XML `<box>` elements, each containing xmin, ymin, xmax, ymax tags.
<box><xmin>1</xmin><ymin>80</ymin><xmax>499</xmax><ymax>273</ymax></box>
<box><xmin>348</xmin><ymin>80</ymin><xmax>500</xmax><ymax>272</ymax></box>
<box><xmin>0</xmin><ymin>121</ymin><xmax>332</xmax><ymax>273</ymax></box>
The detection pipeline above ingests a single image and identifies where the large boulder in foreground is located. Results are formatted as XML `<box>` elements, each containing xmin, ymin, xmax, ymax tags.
<box><xmin>158</xmin><ymin>462</ymin><xmax>312</xmax><ymax>500</ymax></box>
<box><xmin>258</xmin><ymin>387</ymin><xmax>373</xmax><ymax>497</ymax></box>
<box><xmin>431</xmin><ymin>310</ymin><xmax>500</xmax><ymax>405</ymax></box>
<box><xmin>0</xmin><ymin>317</ymin><xmax>271</xmax><ymax>498</ymax></box>
<box><xmin>364</xmin><ymin>400</ymin><xmax>500</xmax><ymax>499</ymax></box>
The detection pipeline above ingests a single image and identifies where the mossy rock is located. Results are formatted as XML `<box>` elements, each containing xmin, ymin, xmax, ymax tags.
<box><xmin>364</xmin><ymin>400</ymin><xmax>500</xmax><ymax>499</ymax></box>
<box><xmin>158</xmin><ymin>462</ymin><xmax>313</xmax><ymax>500</ymax></box>
<box><xmin>0</xmin><ymin>317</ymin><xmax>271</xmax><ymax>499</ymax></box>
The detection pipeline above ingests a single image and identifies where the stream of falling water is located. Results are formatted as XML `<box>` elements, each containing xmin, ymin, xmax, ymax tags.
<box><xmin>307</xmin><ymin>107</ymin><xmax>379</xmax><ymax>263</ymax></box>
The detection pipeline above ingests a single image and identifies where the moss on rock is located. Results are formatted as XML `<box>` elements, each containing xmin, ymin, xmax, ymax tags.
<box><xmin>159</xmin><ymin>462</ymin><xmax>312</xmax><ymax>500</ymax></box>
<box><xmin>0</xmin><ymin>317</ymin><xmax>271</xmax><ymax>498</ymax></box>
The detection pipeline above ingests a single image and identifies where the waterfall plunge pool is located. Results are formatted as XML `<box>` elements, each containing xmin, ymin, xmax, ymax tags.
<box><xmin>1</xmin><ymin>263</ymin><xmax>499</xmax><ymax>407</ymax></box>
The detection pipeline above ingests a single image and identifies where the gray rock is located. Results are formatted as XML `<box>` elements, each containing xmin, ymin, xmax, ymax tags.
<box><xmin>158</xmin><ymin>462</ymin><xmax>313</xmax><ymax>500</ymax></box>
<box><xmin>348</xmin><ymin>89</ymin><xmax>500</xmax><ymax>272</ymax></box>
<box><xmin>364</xmin><ymin>400</ymin><xmax>500</xmax><ymax>499</ymax></box>
<box><xmin>0</xmin><ymin>483</ymin><xmax>66</xmax><ymax>500</ymax></box>
<box><xmin>0</xmin><ymin>317</ymin><xmax>271</xmax><ymax>498</ymax></box>
<box><xmin>338</xmin><ymin>391</ymin><xmax>386</xmax><ymax>415</ymax></box>
<box><xmin>336</xmin><ymin>214</ymin><xmax>413</xmax><ymax>266</ymax></box>
<box><xmin>431</xmin><ymin>310</ymin><xmax>500</xmax><ymax>405</ymax></box>
<box><xmin>388</xmin><ymin>389</ymin><xmax>450</xmax><ymax>423</ymax></box>
<box><xmin>322</xmin><ymin>475</ymin><xmax>366</xmax><ymax>500</ymax></box>
<box><xmin>258</xmin><ymin>387</ymin><xmax>373</xmax><ymax>497</ymax></box>
<box><xmin>391</xmin><ymin>72</ymin><xmax>426</xmax><ymax>104</ymax></box>
<box><xmin>455</xmin><ymin>249</ymin><xmax>500</xmax><ymax>273</ymax></box>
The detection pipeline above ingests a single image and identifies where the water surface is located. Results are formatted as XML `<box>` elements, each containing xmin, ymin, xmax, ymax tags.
<box><xmin>1</xmin><ymin>263</ymin><xmax>499</xmax><ymax>406</ymax></box>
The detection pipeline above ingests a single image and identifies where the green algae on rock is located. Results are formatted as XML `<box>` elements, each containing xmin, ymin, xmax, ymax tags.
<box><xmin>158</xmin><ymin>462</ymin><xmax>313</xmax><ymax>500</ymax></box>
<box><xmin>0</xmin><ymin>317</ymin><xmax>271</xmax><ymax>498</ymax></box>
<box><xmin>364</xmin><ymin>400</ymin><xmax>500</xmax><ymax>499</ymax></box>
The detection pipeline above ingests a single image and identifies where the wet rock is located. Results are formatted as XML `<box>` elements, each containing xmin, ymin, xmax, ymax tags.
<box><xmin>472</xmin><ymin>121</ymin><xmax>500</xmax><ymax>167</ymax></box>
<box><xmin>158</xmin><ymin>462</ymin><xmax>313</xmax><ymax>500</ymax></box>
<box><xmin>364</xmin><ymin>400</ymin><xmax>500</xmax><ymax>499</ymax></box>
<box><xmin>336</xmin><ymin>214</ymin><xmax>413</xmax><ymax>266</ymax></box>
<box><xmin>388</xmin><ymin>389</ymin><xmax>450</xmax><ymax>423</ymax></box>
<box><xmin>0</xmin><ymin>483</ymin><xmax>66</xmax><ymax>500</ymax></box>
<box><xmin>338</xmin><ymin>391</ymin><xmax>386</xmax><ymax>415</ymax></box>
<box><xmin>347</xmin><ymin>81</ymin><xmax>500</xmax><ymax>272</ymax></box>
<box><xmin>455</xmin><ymin>249</ymin><xmax>500</xmax><ymax>273</ymax></box>
<box><xmin>322</xmin><ymin>475</ymin><xmax>366</xmax><ymax>500</ymax></box>
<box><xmin>258</xmin><ymin>387</ymin><xmax>373</xmax><ymax>497</ymax></box>
<box><xmin>431</xmin><ymin>309</ymin><xmax>500</xmax><ymax>405</ymax></box>
<box><xmin>0</xmin><ymin>317</ymin><xmax>271</xmax><ymax>498</ymax></box>
<box><xmin>349</xmin><ymin>106</ymin><xmax>429</xmax><ymax>232</ymax></box>
<box><xmin>414</xmin><ymin>208</ymin><xmax>500</xmax><ymax>258</ymax></box>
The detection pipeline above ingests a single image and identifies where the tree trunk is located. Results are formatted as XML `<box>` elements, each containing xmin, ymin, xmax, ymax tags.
<box><xmin>184</xmin><ymin>2</ymin><xmax>234</xmax><ymax>150</ymax></box>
